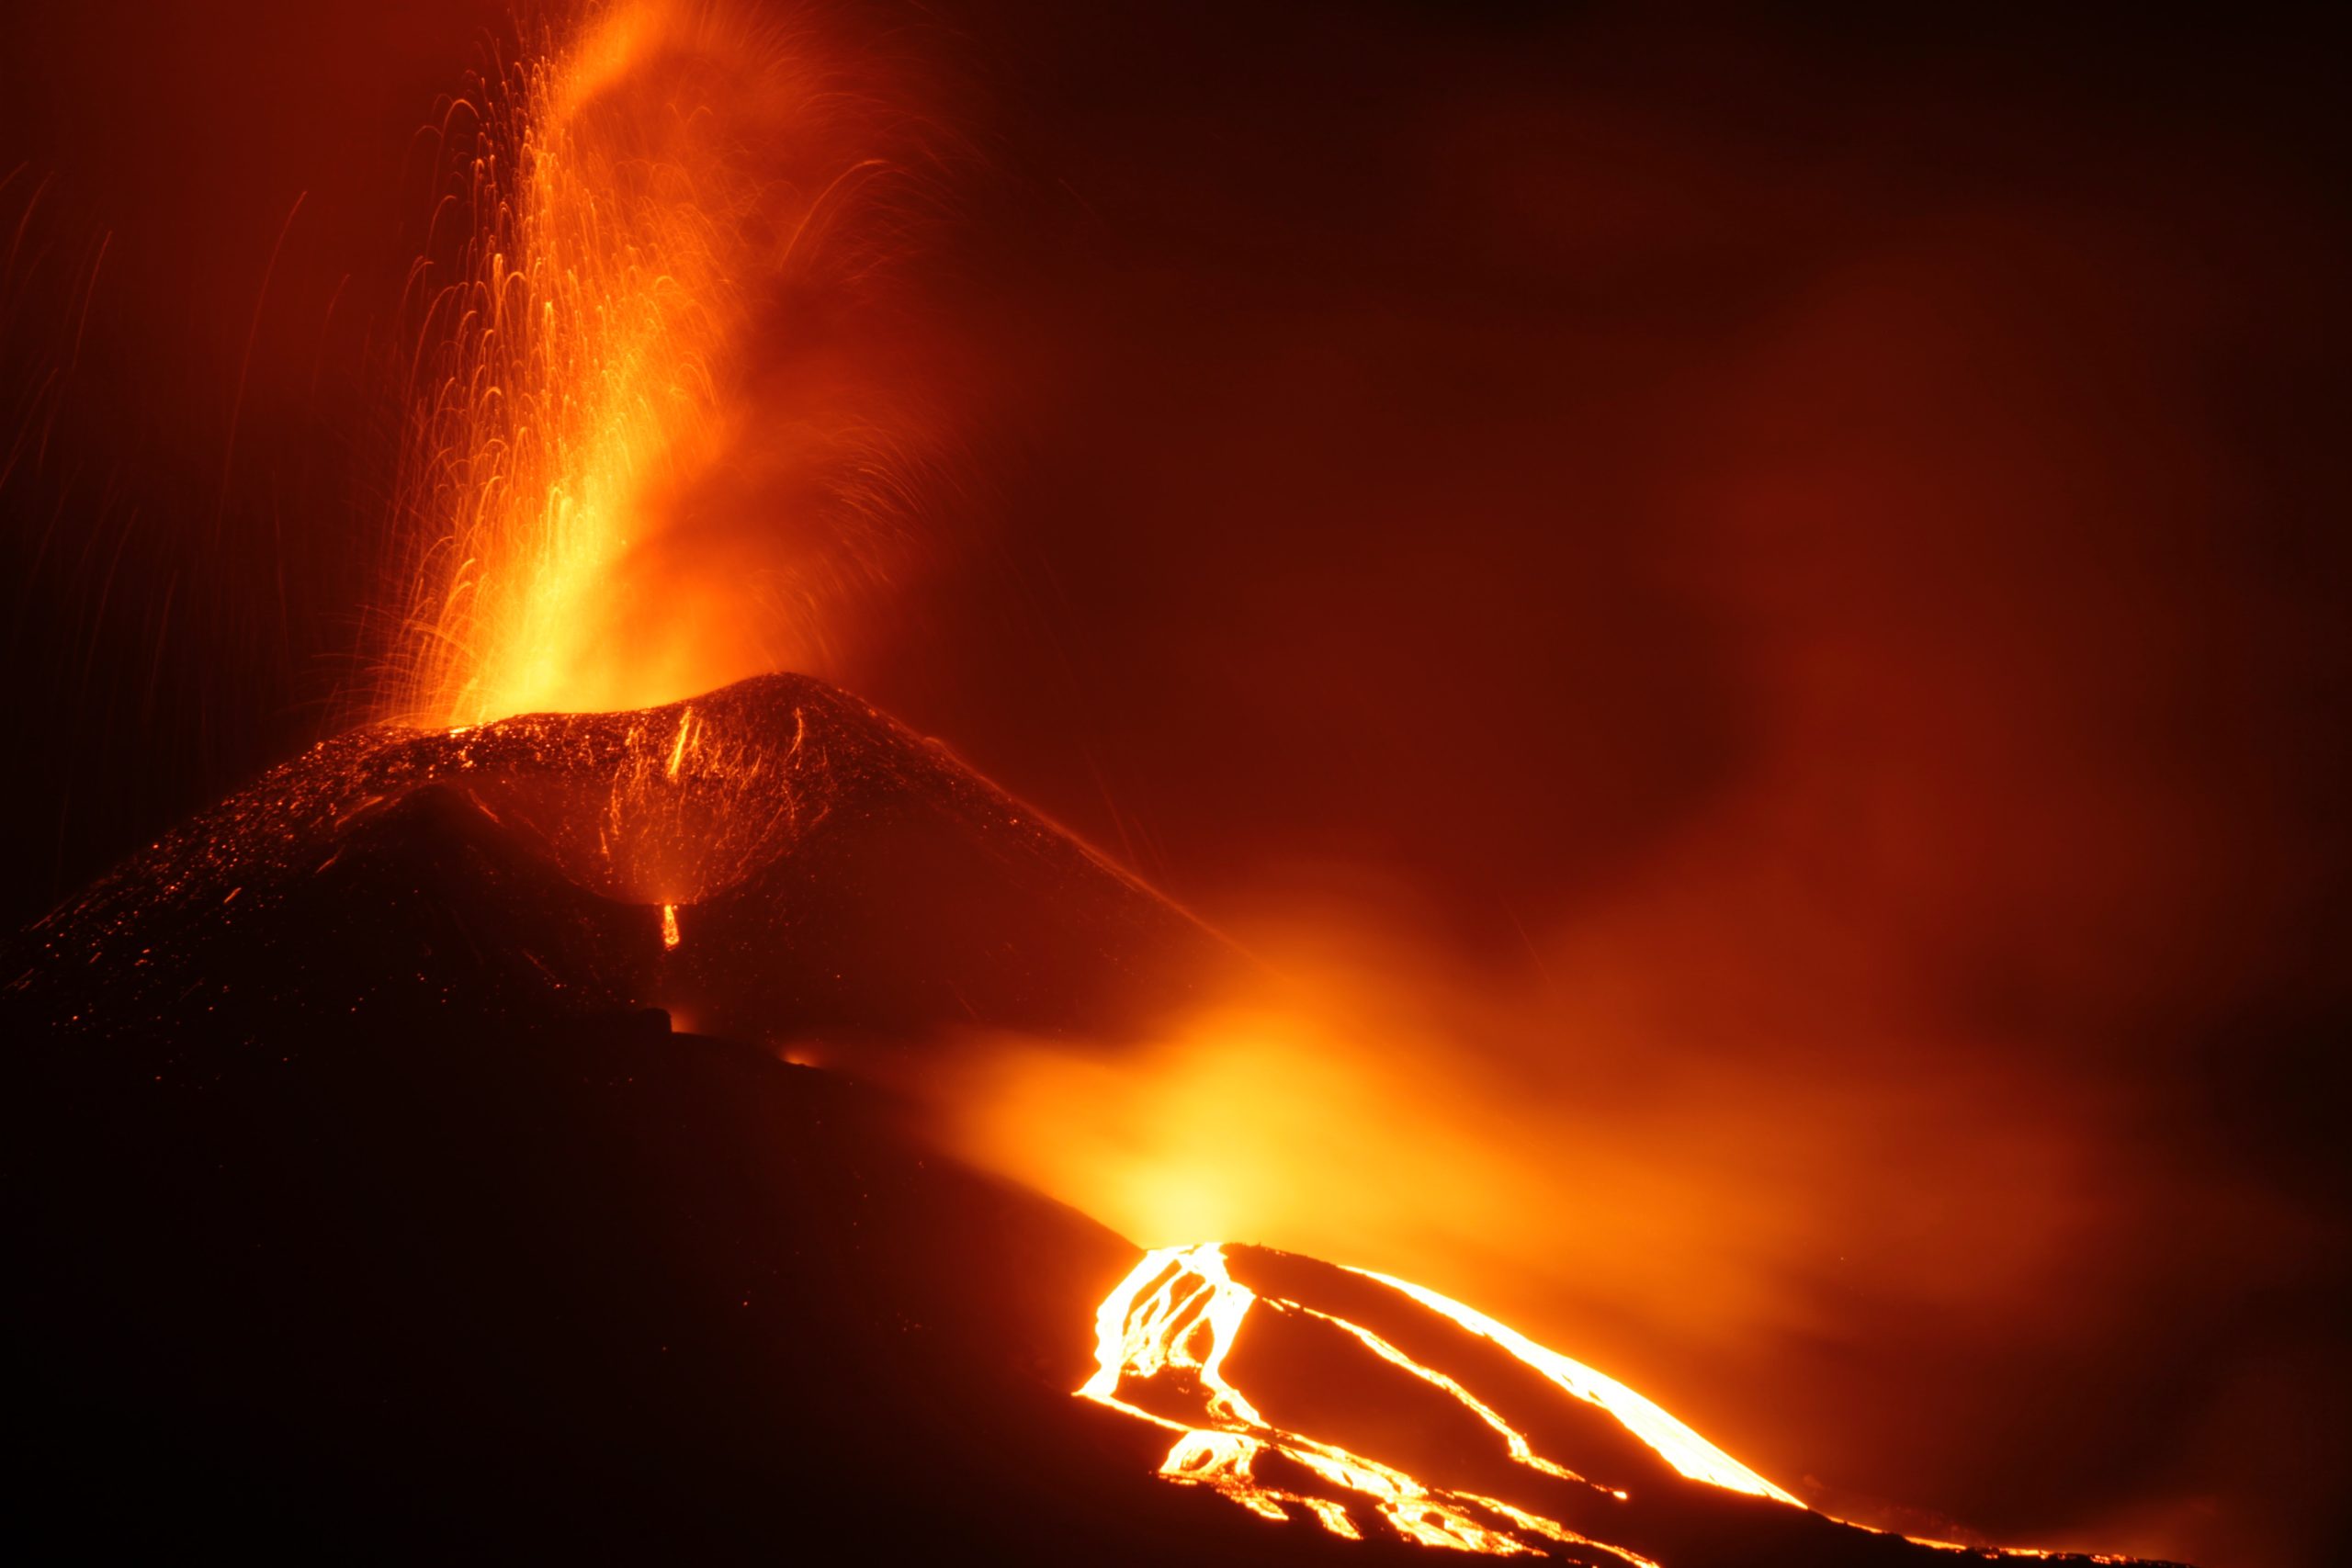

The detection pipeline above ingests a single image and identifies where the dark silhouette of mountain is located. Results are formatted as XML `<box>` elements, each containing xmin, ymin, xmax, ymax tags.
<box><xmin>5</xmin><ymin>677</ymin><xmax>2187</xmax><ymax>1565</ymax></box>
<box><xmin>14</xmin><ymin>672</ymin><xmax>1227</xmax><ymax>1046</ymax></box>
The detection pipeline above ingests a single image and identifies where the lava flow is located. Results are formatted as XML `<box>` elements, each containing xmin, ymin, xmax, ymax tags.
<box><xmin>1081</xmin><ymin>1243</ymin><xmax>2124</xmax><ymax>1564</ymax></box>
<box><xmin>1081</xmin><ymin>1242</ymin><xmax>1658</xmax><ymax>1561</ymax></box>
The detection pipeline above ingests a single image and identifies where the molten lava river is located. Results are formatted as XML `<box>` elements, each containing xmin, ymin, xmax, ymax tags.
<box><xmin>1077</xmin><ymin>1242</ymin><xmax>2122</xmax><ymax>1564</ymax></box>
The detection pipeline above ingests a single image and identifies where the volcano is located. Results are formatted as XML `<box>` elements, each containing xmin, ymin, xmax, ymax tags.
<box><xmin>7</xmin><ymin>677</ymin><xmax>2183</xmax><ymax>1565</ymax></box>
<box><xmin>17</xmin><ymin>672</ymin><xmax>1225</xmax><ymax>1046</ymax></box>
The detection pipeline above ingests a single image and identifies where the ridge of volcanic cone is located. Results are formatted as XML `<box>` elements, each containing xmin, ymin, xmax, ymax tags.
<box><xmin>14</xmin><ymin>673</ymin><xmax>1229</xmax><ymax>1045</ymax></box>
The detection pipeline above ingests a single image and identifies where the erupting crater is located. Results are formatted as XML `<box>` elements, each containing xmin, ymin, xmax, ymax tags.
<box><xmin>23</xmin><ymin>672</ymin><xmax>1224</xmax><ymax>1044</ymax></box>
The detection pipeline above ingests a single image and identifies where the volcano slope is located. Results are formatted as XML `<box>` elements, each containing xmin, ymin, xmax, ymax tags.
<box><xmin>6</xmin><ymin>677</ymin><xmax>2183</xmax><ymax>1564</ymax></box>
<box><xmin>15</xmin><ymin>671</ymin><xmax>1226</xmax><ymax>1048</ymax></box>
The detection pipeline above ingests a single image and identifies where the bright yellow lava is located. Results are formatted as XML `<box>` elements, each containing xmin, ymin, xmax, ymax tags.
<box><xmin>1080</xmin><ymin>1243</ymin><xmax>1666</xmax><ymax>1561</ymax></box>
<box><xmin>1080</xmin><ymin>1244</ymin><xmax>2113</xmax><ymax>1562</ymax></box>
<box><xmin>1341</xmin><ymin>1263</ymin><xmax>1797</xmax><ymax>1504</ymax></box>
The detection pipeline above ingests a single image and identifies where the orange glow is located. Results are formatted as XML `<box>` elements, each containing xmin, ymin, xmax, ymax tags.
<box><xmin>851</xmin><ymin>916</ymin><xmax>2220</xmax><ymax>1557</ymax></box>
<box><xmin>922</xmin><ymin>933</ymin><xmax>2167</xmax><ymax>1345</ymax></box>
<box><xmin>661</xmin><ymin>901</ymin><xmax>681</xmax><ymax>949</ymax></box>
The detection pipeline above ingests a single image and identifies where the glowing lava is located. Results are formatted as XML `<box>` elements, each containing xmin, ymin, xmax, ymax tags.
<box><xmin>1082</xmin><ymin>1243</ymin><xmax>1669</xmax><ymax>1561</ymax></box>
<box><xmin>1348</xmin><ymin>1264</ymin><xmax>1796</xmax><ymax>1505</ymax></box>
<box><xmin>1080</xmin><ymin>1245</ymin><xmax>2120</xmax><ymax>1563</ymax></box>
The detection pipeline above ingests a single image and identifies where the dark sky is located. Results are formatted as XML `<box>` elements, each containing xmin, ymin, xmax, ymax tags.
<box><xmin>4</xmin><ymin>4</ymin><xmax>2346</xmax><ymax>1564</ymax></box>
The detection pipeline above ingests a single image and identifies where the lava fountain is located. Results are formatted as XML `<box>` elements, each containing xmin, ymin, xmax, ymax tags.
<box><xmin>381</xmin><ymin>0</ymin><xmax>930</xmax><ymax>728</ymax></box>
